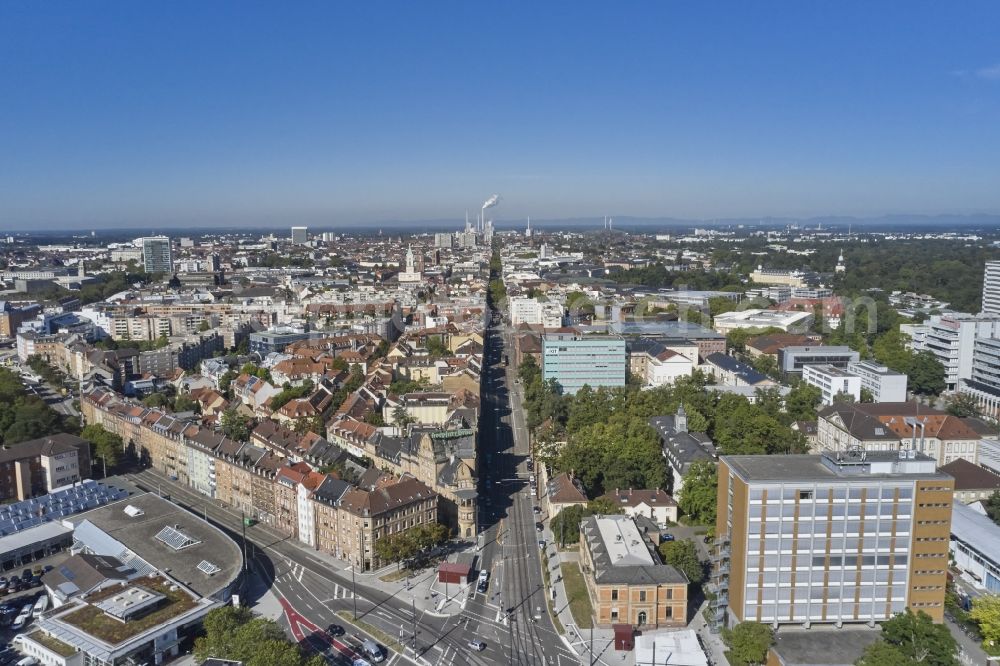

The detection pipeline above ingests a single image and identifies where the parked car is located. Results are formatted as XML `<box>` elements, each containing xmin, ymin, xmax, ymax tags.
<box><xmin>659</xmin><ymin>533</ymin><xmax>675</xmax><ymax>543</ymax></box>
<box><xmin>468</xmin><ymin>640</ymin><xmax>486</xmax><ymax>651</ymax></box>
<box><xmin>535</xmin><ymin>522</ymin><xmax>543</xmax><ymax>532</ymax></box>
<box><xmin>20</xmin><ymin>570</ymin><xmax>31</xmax><ymax>582</ymax></box>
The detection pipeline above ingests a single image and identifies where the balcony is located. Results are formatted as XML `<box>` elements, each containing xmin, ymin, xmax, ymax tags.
<box><xmin>710</xmin><ymin>547</ymin><xmax>731</xmax><ymax>561</ymax></box>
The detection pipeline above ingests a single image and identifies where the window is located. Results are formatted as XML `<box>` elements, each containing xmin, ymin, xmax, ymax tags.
<box><xmin>799</xmin><ymin>490</ymin><xmax>813</xmax><ymax>501</ymax></box>
<box><xmin>611</xmin><ymin>589</ymin><xmax>618</xmax><ymax>601</ymax></box>
<box><xmin>639</xmin><ymin>590</ymin><xmax>647</xmax><ymax>602</ymax></box>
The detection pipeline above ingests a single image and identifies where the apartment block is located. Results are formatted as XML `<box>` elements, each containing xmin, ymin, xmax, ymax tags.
<box><xmin>0</xmin><ymin>434</ymin><xmax>92</xmax><ymax>501</ymax></box>
<box><xmin>982</xmin><ymin>260</ymin><xmax>1000</xmax><ymax>316</ymax></box>
<box><xmin>509</xmin><ymin>297</ymin><xmax>563</xmax><ymax>328</ymax></box>
<box><xmin>802</xmin><ymin>364</ymin><xmax>862</xmax><ymax>405</ymax></box>
<box><xmin>713</xmin><ymin>451</ymin><xmax>953</xmax><ymax>628</ymax></box>
<box><xmin>847</xmin><ymin>360</ymin><xmax>908</xmax><ymax>403</ymax></box>
<box><xmin>908</xmin><ymin>313</ymin><xmax>1000</xmax><ymax>391</ymax></box>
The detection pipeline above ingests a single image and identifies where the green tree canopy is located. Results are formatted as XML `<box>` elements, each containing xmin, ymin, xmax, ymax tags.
<box><xmin>658</xmin><ymin>538</ymin><xmax>705</xmax><ymax>584</ymax></box>
<box><xmin>860</xmin><ymin>609</ymin><xmax>958</xmax><ymax>666</ymax></box>
<box><xmin>970</xmin><ymin>595</ymin><xmax>1000</xmax><ymax>651</ymax></box>
<box><xmin>194</xmin><ymin>606</ymin><xmax>318</xmax><ymax>666</ymax></box>
<box><xmin>676</xmin><ymin>461</ymin><xmax>717</xmax><ymax>525</ymax></box>
<box><xmin>81</xmin><ymin>423</ymin><xmax>122</xmax><ymax>469</ymax></box>
<box><xmin>722</xmin><ymin>621</ymin><xmax>774</xmax><ymax>666</ymax></box>
<box><xmin>221</xmin><ymin>408</ymin><xmax>254</xmax><ymax>442</ymax></box>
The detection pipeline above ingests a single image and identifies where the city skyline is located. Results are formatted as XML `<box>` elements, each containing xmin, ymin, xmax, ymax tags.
<box><xmin>2</xmin><ymin>2</ymin><xmax>1000</xmax><ymax>229</ymax></box>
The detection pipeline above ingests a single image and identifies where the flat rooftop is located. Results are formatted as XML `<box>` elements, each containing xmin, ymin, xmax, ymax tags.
<box><xmin>771</xmin><ymin>627</ymin><xmax>881</xmax><ymax>666</ymax></box>
<box><xmin>595</xmin><ymin>516</ymin><xmax>656</xmax><ymax>567</ymax></box>
<box><xmin>804</xmin><ymin>364</ymin><xmax>856</xmax><ymax>377</ymax></box>
<box><xmin>68</xmin><ymin>492</ymin><xmax>241</xmax><ymax>599</ymax></box>
<box><xmin>723</xmin><ymin>451</ymin><xmax>949</xmax><ymax>483</ymax></box>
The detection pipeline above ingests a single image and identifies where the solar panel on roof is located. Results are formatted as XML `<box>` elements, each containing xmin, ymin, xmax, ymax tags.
<box><xmin>197</xmin><ymin>560</ymin><xmax>221</xmax><ymax>575</ymax></box>
<box><xmin>155</xmin><ymin>525</ymin><xmax>200</xmax><ymax>550</ymax></box>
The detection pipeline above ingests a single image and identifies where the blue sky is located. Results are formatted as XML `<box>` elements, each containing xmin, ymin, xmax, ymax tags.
<box><xmin>1</xmin><ymin>2</ymin><xmax>1000</xmax><ymax>229</ymax></box>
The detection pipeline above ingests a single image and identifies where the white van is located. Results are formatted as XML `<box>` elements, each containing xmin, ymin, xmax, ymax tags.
<box><xmin>32</xmin><ymin>594</ymin><xmax>49</xmax><ymax>618</ymax></box>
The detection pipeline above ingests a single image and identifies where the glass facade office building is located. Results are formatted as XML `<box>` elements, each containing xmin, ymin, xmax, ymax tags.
<box><xmin>541</xmin><ymin>332</ymin><xmax>626</xmax><ymax>394</ymax></box>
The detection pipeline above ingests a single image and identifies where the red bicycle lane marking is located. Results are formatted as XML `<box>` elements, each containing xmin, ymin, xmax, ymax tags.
<box><xmin>278</xmin><ymin>594</ymin><xmax>356</xmax><ymax>658</ymax></box>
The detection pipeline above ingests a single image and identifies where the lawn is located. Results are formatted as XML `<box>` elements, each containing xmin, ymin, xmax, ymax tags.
<box><xmin>61</xmin><ymin>578</ymin><xmax>198</xmax><ymax>645</ymax></box>
<box><xmin>560</xmin><ymin>562</ymin><xmax>594</xmax><ymax>629</ymax></box>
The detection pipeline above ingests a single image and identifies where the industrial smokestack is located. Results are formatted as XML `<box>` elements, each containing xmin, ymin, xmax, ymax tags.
<box><xmin>481</xmin><ymin>194</ymin><xmax>499</xmax><ymax>232</ymax></box>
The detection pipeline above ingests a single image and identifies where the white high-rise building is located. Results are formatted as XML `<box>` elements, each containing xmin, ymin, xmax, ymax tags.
<box><xmin>140</xmin><ymin>236</ymin><xmax>172</xmax><ymax>273</ymax></box>
<box><xmin>909</xmin><ymin>313</ymin><xmax>1000</xmax><ymax>391</ymax></box>
<box><xmin>291</xmin><ymin>226</ymin><xmax>308</xmax><ymax>244</ymax></box>
<box><xmin>982</xmin><ymin>261</ymin><xmax>1000</xmax><ymax>315</ymax></box>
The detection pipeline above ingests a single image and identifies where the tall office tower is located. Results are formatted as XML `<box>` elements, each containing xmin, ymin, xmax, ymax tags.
<box><xmin>291</xmin><ymin>226</ymin><xmax>308</xmax><ymax>244</ymax></box>
<box><xmin>140</xmin><ymin>236</ymin><xmax>173</xmax><ymax>273</ymax></box>
<box><xmin>983</xmin><ymin>261</ymin><xmax>1000</xmax><ymax>315</ymax></box>
<box><xmin>713</xmin><ymin>451</ymin><xmax>953</xmax><ymax>630</ymax></box>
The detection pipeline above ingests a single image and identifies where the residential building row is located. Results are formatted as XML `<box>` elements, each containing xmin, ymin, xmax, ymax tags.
<box><xmin>80</xmin><ymin>388</ymin><xmax>441</xmax><ymax>570</ymax></box>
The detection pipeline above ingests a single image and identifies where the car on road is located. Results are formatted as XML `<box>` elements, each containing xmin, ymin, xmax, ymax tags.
<box><xmin>326</xmin><ymin>623</ymin><xmax>344</xmax><ymax>636</ymax></box>
<box><xmin>535</xmin><ymin>522</ymin><xmax>543</xmax><ymax>532</ymax></box>
<box><xmin>538</xmin><ymin>540</ymin><xmax>545</xmax><ymax>549</ymax></box>
<box><xmin>361</xmin><ymin>639</ymin><xmax>385</xmax><ymax>662</ymax></box>
<box><xmin>532</xmin><ymin>505</ymin><xmax>540</xmax><ymax>514</ymax></box>
<box><xmin>468</xmin><ymin>640</ymin><xmax>487</xmax><ymax>651</ymax></box>
<box><xmin>659</xmin><ymin>533</ymin><xmax>675</xmax><ymax>543</ymax></box>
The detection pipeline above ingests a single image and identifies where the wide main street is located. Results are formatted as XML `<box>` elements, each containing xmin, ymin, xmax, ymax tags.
<box><xmin>124</xmin><ymin>309</ymin><xmax>582</xmax><ymax>665</ymax></box>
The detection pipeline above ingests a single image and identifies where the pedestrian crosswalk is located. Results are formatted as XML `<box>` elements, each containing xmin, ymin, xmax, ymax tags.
<box><xmin>278</xmin><ymin>561</ymin><xmax>355</xmax><ymax>600</ymax></box>
<box><xmin>321</xmin><ymin>582</ymin><xmax>355</xmax><ymax>601</ymax></box>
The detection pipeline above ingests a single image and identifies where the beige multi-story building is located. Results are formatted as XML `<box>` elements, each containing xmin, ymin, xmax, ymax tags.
<box><xmin>336</xmin><ymin>476</ymin><xmax>438</xmax><ymax>570</ymax></box>
<box><xmin>816</xmin><ymin>402</ymin><xmax>981</xmax><ymax>467</ymax></box>
<box><xmin>579</xmin><ymin>515</ymin><xmax>688</xmax><ymax>629</ymax></box>
<box><xmin>81</xmin><ymin>387</ymin><xmax>446</xmax><ymax>567</ymax></box>
<box><xmin>328</xmin><ymin>417</ymin><xmax>478</xmax><ymax>538</ymax></box>
<box><xmin>714</xmin><ymin>450</ymin><xmax>953</xmax><ymax>629</ymax></box>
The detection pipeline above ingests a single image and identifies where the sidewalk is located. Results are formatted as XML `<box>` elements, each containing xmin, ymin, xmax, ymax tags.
<box><xmin>541</xmin><ymin>524</ymin><xmax>625</xmax><ymax>665</ymax></box>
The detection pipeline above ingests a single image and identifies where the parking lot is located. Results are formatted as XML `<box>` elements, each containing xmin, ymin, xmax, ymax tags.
<box><xmin>0</xmin><ymin>551</ymin><xmax>70</xmax><ymax>666</ymax></box>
